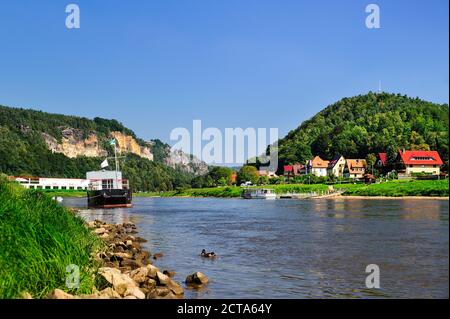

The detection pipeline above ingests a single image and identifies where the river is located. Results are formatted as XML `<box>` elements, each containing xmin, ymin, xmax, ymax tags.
<box><xmin>63</xmin><ymin>197</ymin><xmax>449</xmax><ymax>299</ymax></box>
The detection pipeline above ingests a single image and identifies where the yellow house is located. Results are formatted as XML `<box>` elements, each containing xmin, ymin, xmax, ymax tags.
<box><xmin>344</xmin><ymin>159</ymin><xmax>367</xmax><ymax>179</ymax></box>
<box><xmin>398</xmin><ymin>150</ymin><xmax>443</xmax><ymax>176</ymax></box>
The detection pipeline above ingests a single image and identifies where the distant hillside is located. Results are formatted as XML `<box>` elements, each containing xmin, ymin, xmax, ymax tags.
<box><xmin>277</xmin><ymin>92</ymin><xmax>449</xmax><ymax>170</ymax></box>
<box><xmin>0</xmin><ymin>105</ymin><xmax>207</xmax><ymax>191</ymax></box>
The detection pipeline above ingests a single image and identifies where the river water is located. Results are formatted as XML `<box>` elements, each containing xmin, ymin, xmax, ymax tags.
<box><xmin>63</xmin><ymin>197</ymin><xmax>449</xmax><ymax>299</ymax></box>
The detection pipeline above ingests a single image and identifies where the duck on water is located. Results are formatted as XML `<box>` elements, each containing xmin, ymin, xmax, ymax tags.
<box><xmin>201</xmin><ymin>249</ymin><xmax>216</xmax><ymax>258</ymax></box>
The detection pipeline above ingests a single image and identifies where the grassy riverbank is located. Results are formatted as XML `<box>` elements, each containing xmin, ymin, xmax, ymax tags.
<box><xmin>0</xmin><ymin>179</ymin><xmax>102</xmax><ymax>298</ymax></box>
<box><xmin>136</xmin><ymin>179</ymin><xmax>449</xmax><ymax>198</ymax></box>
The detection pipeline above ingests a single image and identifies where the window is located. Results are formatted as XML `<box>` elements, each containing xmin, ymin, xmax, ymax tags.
<box><xmin>61</xmin><ymin>186</ymin><xmax>67</xmax><ymax>190</ymax></box>
<box><xmin>102</xmin><ymin>179</ymin><xmax>114</xmax><ymax>189</ymax></box>
<box><xmin>77</xmin><ymin>187</ymin><xmax>83</xmax><ymax>190</ymax></box>
<box><xmin>69</xmin><ymin>186</ymin><xmax>75</xmax><ymax>190</ymax></box>
<box><xmin>45</xmin><ymin>186</ymin><xmax>51</xmax><ymax>190</ymax></box>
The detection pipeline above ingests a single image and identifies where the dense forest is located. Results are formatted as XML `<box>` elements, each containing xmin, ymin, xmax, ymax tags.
<box><xmin>0</xmin><ymin>105</ymin><xmax>194</xmax><ymax>191</ymax></box>
<box><xmin>276</xmin><ymin>92</ymin><xmax>449</xmax><ymax>172</ymax></box>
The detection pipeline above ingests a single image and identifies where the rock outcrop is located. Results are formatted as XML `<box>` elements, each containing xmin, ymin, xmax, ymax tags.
<box><xmin>111</xmin><ymin>131</ymin><xmax>153</xmax><ymax>161</ymax></box>
<box><xmin>165</xmin><ymin>149</ymin><xmax>209</xmax><ymax>175</ymax></box>
<box><xmin>42</xmin><ymin>130</ymin><xmax>107</xmax><ymax>158</ymax></box>
<box><xmin>41</xmin><ymin>127</ymin><xmax>154</xmax><ymax>161</ymax></box>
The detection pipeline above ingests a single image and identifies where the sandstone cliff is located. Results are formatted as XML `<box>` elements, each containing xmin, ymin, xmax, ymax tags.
<box><xmin>42</xmin><ymin>127</ymin><xmax>153</xmax><ymax>161</ymax></box>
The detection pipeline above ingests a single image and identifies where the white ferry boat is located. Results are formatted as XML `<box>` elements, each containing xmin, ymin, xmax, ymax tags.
<box><xmin>241</xmin><ymin>188</ymin><xmax>277</xmax><ymax>200</ymax></box>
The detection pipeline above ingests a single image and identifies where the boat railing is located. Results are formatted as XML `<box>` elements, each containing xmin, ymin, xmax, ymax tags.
<box><xmin>88</xmin><ymin>178</ymin><xmax>130</xmax><ymax>191</ymax></box>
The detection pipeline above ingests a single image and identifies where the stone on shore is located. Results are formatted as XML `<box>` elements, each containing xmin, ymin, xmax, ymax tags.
<box><xmin>185</xmin><ymin>272</ymin><xmax>209</xmax><ymax>286</ymax></box>
<box><xmin>98</xmin><ymin>267</ymin><xmax>136</xmax><ymax>296</ymax></box>
<box><xmin>146</xmin><ymin>264</ymin><xmax>159</xmax><ymax>278</ymax></box>
<box><xmin>124</xmin><ymin>286</ymin><xmax>146</xmax><ymax>299</ymax></box>
<box><xmin>163</xmin><ymin>270</ymin><xmax>176</xmax><ymax>278</ymax></box>
<box><xmin>129</xmin><ymin>267</ymin><xmax>148</xmax><ymax>284</ymax></box>
<box><xmin>20</xmin><ymin>291</ymin><xmax>33</xmax><ymax>299</ymax></box>
<box><xmin>98</xmin><ymin>287</ymin><xmax>121</xmax><ymax>299</ymax></box>
<box><xmin>94</xmin><ymin>227</ymin><xmax>107</xmax><ymax>235</ymax></box>
<box><xmin>156</xmin><ymin>271</ymin><xmax>170</xmax><ymax>285</ymax></box>
<box><xmin>47</xmin><ymin>289</ymin><xmax>76</xmax><ymax>299</ymax></box>
<box><xmin>167</xmin><ymin>279</ymin><xmax>184</xmax><ymax>295</ymax></box>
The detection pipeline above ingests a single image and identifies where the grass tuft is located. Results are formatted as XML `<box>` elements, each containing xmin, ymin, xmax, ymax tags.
<box><xmin>0</xmin><ymin>178</ymin><xmax>102</xmax><ymax>298</ymax></box>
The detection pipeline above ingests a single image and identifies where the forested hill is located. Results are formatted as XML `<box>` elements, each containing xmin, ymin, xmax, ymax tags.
<box><xmin>0</xmin><ymin>105</ymin><xmax>201</xmax><ymax>191</ymax></box>
<box><xmin>277</xmin><ymin>92</ymin><xmax>449</xmax><ymax>170</ymax></box>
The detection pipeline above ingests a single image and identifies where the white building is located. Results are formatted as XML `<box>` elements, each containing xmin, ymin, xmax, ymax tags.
<box><xmin>12</xmin><ymin>170</ymin><xmax>129</xmax><ymax>191</ymax></box>
<box><xmin>12</xmin><ymin>176</ymin><xmax>90</xmax><ymax>190</ymax></box>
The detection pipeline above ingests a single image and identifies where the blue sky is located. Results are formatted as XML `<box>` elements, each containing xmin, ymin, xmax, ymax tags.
<box><xmin>0</xmin><ymin>0</ymin><xmax>448</xmax><ymax>144</ymax></box>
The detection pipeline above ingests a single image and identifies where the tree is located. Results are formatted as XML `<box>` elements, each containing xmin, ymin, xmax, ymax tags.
<box><xmin>208</xmin><ymin>166</ymin><xmax>233</xmax><ymax>186</ymax></box>
<box><xmin>366</xmin><ymin>153</ymin><xmax>377</xmax><ymax>175</ymax></box>
<box><xmin>237</xmin><ymin>165</ymin><xmax>259</xmax><ymax>185</ymax></box>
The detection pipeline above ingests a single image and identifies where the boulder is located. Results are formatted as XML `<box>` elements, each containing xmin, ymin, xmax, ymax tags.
<box><xmin>94</xmin><ymin>227</ymin><xmax>107</xmax><ymax>235</ymax></box>
<box><xmin>143</xmin><ymin>278</ymin><xmax>157</xmax><ymax>289</ymax></box>
<box><xmin>124</xmin><ymin>286</ymin><xmax>146</xmax><ymax>299</ymax></box>
<box><xmin>185</xmin><ymin>272</ymin><xmax>209</xmax><ymax>286</ymax></box>
<box><xmin>156</xmin><ymin>271</ymin><xmax>170</xmax><ymax>286</ymax></box>
<box><xmin>167</xmin><ymin>279</ymin><xmax>184</xmax><ymax>295</ymax></box>
<box><xmin>134</xmin><ymin>251</ymin><xmax>149</xmax><ymax>263</ymax></box>
<box><xmin>47</xmin><ymin>289</ymin><xmax>76</xmax><ymax>299</ymax></box>
<box><xmin>146</xmin><ymin>264</ymin><xmax>159</xmax><ymax>279</ymax></box>
<box><xmin>146</xmin><ymin>287</ymin><xmax>172</xmax><ymax>299</ymax></box>
<box><xmin>98</xmin><ymin>267</ymin><xmax>136</xmax><ymax>296</ymax></box>
<box><xmin>97</xmin><ymin>287</ymin><xmax>121</xmax><ymax>299</ymax></box>
<box><xmin>163</xmin><ymin>270</ymin><xmax>176</xmax><ymax>278</ymax></box>
<box><xmin>113</xmin><ymin>252</ymin><xmax>132</xmax><ymax>260</ymax></box>
<box><xmin>129</xmin><ymin>267</ymin><xmax>148</xmax><ymax>284</ymax></box>
<box><xmin>120</xmin><ymin>258</ymin><xmax>143</xmax><ymax>269</ymax></box>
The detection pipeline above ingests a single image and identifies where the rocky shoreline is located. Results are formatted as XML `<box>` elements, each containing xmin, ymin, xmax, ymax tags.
<box><xmin>46</xmin><ymin>219</ymin><xmax>208</xmax><ymax>299</ymax></box>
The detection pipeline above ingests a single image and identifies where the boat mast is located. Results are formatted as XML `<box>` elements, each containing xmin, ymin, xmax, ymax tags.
<box><xmin>113</xmin><ymin>139</ymin><xmax>119</xmax><ymax>189</ymax></box>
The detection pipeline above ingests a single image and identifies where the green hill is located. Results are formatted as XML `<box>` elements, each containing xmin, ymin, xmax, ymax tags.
<box><xmin>277</xmin><ymin>92</ymin><xmax>449</xmax><ymax>171</ymax></box>
<box><xmin>0</xmin><ymin>105</ymin><xmax>194</xmax><ymax>191</ymax></box>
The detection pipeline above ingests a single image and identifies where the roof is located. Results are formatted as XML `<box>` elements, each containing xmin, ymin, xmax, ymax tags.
<box><xmin>399</xmin><ymin>150</ymin><xmax>443</xmax><ymax>165</ymax></box>
<box><xmin>346</xmin><ymin>159</ymin><xmax>367</xmax><ymax>174</ymax></box>
<box><xmin>328</xmin><ymin>155</ymin><xmax>344</xmax><ymax>168</ymax></box>
<box><xmin>310</xmin><ymin>156</ymin><xmax>329</xmax><ymax>168</ymax></box>
<box><xmin>378</xmin><ymin>153</ymin><xmax>387</xmax><ymax>166</ymax></box>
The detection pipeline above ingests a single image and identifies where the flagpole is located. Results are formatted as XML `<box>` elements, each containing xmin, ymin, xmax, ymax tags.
<box><xmin>114</xmin><ymin>140</ymin><xmax>119</xmax><ymax>189</ymax></box>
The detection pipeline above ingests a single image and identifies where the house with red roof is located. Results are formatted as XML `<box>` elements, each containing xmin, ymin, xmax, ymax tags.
<box><xmin>398</xmin><ymin>150</ymin><xmax>443</xmax><ymax>176</ymax></box>
<box><xmin>377</xmin><ymin>153</ymin><xmax>388</xmax><ymax>167</ymax></box>
<box><xmin>283</xmin><ymin>163</ymin><xmax>305</xmax><ymax>178</ymax></box>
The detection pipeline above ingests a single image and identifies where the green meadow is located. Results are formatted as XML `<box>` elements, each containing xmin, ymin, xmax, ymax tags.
<box><xmin>136</xmin><ymin>179</ymin><xmax>449</xmax><ymax>198</ymax></box>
